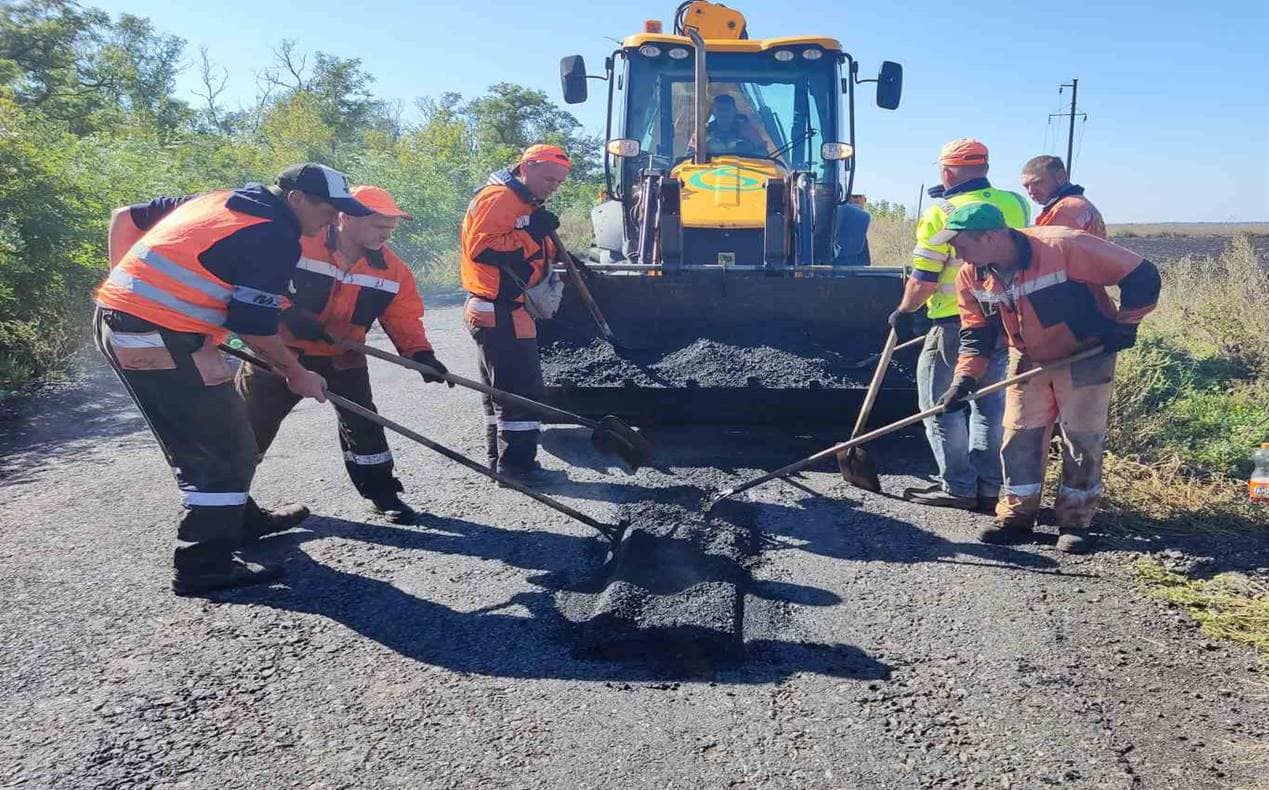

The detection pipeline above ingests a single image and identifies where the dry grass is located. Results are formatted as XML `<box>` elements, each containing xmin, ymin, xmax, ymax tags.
<box><xmin>1111</xmin><ymin>222</ymin><xmax>1269</xmax><ymax>238</ymax></box>
<box><xmin>865</xmin><ymin>203</ymin><xmax>914</xmax><ymax>267</ymax></box>
<box><xmin>1134</xmin><ymin>557</ymin><xmax>1269</xmax><ymax>656</ymax></box>
<box><xmin>1097</xmin><ymin>454</ymin><xmax>1263</xmax><ymax>535</ymax></box>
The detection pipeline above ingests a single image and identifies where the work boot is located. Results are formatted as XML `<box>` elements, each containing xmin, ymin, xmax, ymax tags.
<box><xmin>496</xmin><ymin>461</ymin><xmax>561</xmax><ymax>489</ymax></box>
<box><xmin>172</xmin><ymin>555</ymin><xmax>282</xmax><ymax>597</ymax></box>
<box><xmin>904</xmin><ymin>488</ymin><xmax>978</xmax><ymax>510</ymax></box>
<box><xmin>1056</xmin><ymin>527</ymin><xmax>1096</xmax><ymax>554</ymax></box>
<box><xmin>976</xmin><ymin>495</ymin><xmax>999</xmax><ymax>515</ymax></box>
<box><xmin>976</xmin><ymin>515</ymin><xmax>1036</xmax><ymax>545</ymax></box>
<box><xmin>242</xmin><ymin>499</ymin><xmax>310</xmax><ymax>543</ymax></box>
<box><xmin>369</xmin><ymin>492</ymin><xmax>418</xmax><ymax>524</ymax></box>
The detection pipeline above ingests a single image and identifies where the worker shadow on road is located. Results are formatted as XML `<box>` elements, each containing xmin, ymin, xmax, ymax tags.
<box><xmin>229</xmin><ymin>514</ymin><xmax>889</xmax><ymax>683</ymax></box>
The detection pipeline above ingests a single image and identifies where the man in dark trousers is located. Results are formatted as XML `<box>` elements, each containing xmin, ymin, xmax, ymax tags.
<box><xmin>236</xmin><ymin>185</ymin><xmax>450</xmax><ymax>525</ymax></box>
<box><xmin>97</xmin><ymin>164</ymin><xmax>370</xmax><ymax>595</ymax></box>
<box><xmin>458</xmin><ymin>144</ymin><xmax>571</xmax><ymax>483</ymax></box>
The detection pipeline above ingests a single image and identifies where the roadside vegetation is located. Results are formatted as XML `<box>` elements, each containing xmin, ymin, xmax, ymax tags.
<box><xmin>0</xmin><ymin>0</ymin><xmax>600</xmax><ymax>393</ymax></box>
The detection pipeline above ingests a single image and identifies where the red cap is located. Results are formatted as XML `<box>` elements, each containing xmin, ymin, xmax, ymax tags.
<box><xmin>349</xmin><ymin>185</ymin><xmax>413</xmax><ymax>220</ymax></box>
<box><xmin>939</xmin><ymin>138</ymin><xmax>989</xmax><ymax>166</ymax></box>
<box><xmin>519</xmin><ymin>144</ymin><xmax>572</xmax><ymax>170</ymax></box>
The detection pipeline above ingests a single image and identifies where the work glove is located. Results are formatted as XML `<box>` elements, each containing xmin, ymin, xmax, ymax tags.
<box><xmin>279</xmin><ymin>309</ymin><xmax>331</xmax><ymax>342</ymax></box>
<box><xmin>887</xmin><ymin>309</ymin><xmax>917</xmax><ymax>342</ymax></box>
<box><xmin>1101</xmin><ymin>322</ymin><xmax>1138</xmax><ymax>353</ymax></box>
<box><xmin>525</xmin><ymin>208</ymin><xmax>560</xmax><ymax>241</ymax></box>
<box><xmin>412</xmin><ymin>350</ymin><xmax>453</xmax><ymax>387</ymax></box>
<box><xmin>937</xmin><ymin>374</ymin><xmax>978</xmax><ymax>413</ymax></box>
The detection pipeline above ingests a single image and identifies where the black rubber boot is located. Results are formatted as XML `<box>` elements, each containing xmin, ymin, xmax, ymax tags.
<box><xmin>172</xmin><ymin>554</ymin><xmax>282</xmax><ymax>597</ymax></box>
<box><xmin>976</xmin><ymin>515</ymin><xmax>1036</xmax><ymax>545</ymax></box>
<box><xmin>1056</xmin><ymin>527</ymin><xmax>1096</xmax><ymax>554</ymax></box>
<box><xmin>369</xmin><ymin>492</ymin><xmax>419</xmax><ymax>525</ymax></box>
<box><xmin>242</xmin><ymin>498</ymin><xmax>310</xmax><ymax>543</ymax></box>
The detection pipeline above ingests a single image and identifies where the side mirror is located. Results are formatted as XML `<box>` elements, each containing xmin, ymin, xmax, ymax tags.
<box><xmin>606</xmin><ymin>139</ymin><xmax>642</xmax><ymax>157</ymax></box>
<box><xmin>821</xmin><ymin>142</ymin><xmax>854</xmax><ymax>161</ymax></box>
<box><xmin>560</xmin><ymin>55</ymin><xmax>588</xmax><ymax>104</ymax></box>
<box><xmin>876</xmin><ymin>61</ymin><xmax>902</xmax><ymax>110</ymax></box>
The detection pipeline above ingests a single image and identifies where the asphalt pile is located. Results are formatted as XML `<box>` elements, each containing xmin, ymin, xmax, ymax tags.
<box><xmin>540</xmin><ymin>336</ymin><xmax>880</xmax><ymax>389</ymax></box>
<box><xmin>560</xmin><ymin>498</ymin><xmax>755</xmax><ymax>664</ymax></box>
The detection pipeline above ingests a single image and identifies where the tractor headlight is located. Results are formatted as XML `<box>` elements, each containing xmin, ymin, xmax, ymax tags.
<box><xmin>773</xmin><ymin>50</ymin><xmax>795</xmax><ymax>62</ymax></box>
<box><xmin>820</xmin><ymin>142</ymin><xmax>854</xmax><ymax>161</ymax></box>
<box><xmin>668</xmin><ymin>47</ymin><xmax>690</xmax><ymax>60</ymax></box>
<box><xmin>606</xmin><ymin>139</ymin><xmax>642</xmax><ymax>158</ymax></box>
<box><xmin>801</xmin><ymin>48</ymin><xmax>823</xmax><ymax>60</ymax></box>
<box><xmin>639</xmin><ymin>45</ymin><xmax>662</xmax><ymax>58</ymax></box>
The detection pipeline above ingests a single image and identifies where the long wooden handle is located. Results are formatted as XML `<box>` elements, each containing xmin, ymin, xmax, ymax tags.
<box><xmin>850</xmin><ymin>329</ymin><xmax>899</xmax><ymax>439</ymax></box>
<box><xmin>550</xmin><ymin>231</ymin><xmax>618</xmax><ymax>344</ymax></box>
<box><xmin>219</xmin><ymin>343</ymin><xmax>617</xmax><ymax>536</ymax></box>
<box><xmin>340</xmin><ymin>338</ymin><xmax>601</xmax><ymax>431</ymax></box>
<box><xmin>713</xmin><ymin>346</ymin><xmax>1106</xmax><ymax>505</ymax></box>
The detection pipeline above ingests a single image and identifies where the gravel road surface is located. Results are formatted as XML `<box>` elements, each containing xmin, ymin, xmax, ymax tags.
<box><xmin>2</xmin><ymin>300</ymin><xmax>1267</xmax><ymax>789</ymax></box>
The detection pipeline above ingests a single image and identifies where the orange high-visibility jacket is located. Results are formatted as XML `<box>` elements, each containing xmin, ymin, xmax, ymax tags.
<box><xmin>954</xmin><ymin>227</ymin><xmax>1160</xmax><ymax>379</ymax></box>
<box><xmin>1036</xmin><ymin>184</ymin><xmax>1106</xmax><ymax>238</ymax></box>
<box><xmin>459</xmin><ymin>170</ymin><xmax>553</xmax><ymax>305</ymax></box>
<box><xmin>96</xmin><ymin>190</ymin><xmax>293</xmax><ymax>340</ymax></box>
<box><xmin>284</xmin><ymin>228</ymin><xmax>432</xmax><ymax>357</ymax></box>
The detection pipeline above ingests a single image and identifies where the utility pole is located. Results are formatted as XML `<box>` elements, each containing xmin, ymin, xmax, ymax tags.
<box><xmin>1048</xmin><ymin>78</ymin><xmax>1087</xmax><ymax>177</ymax></box>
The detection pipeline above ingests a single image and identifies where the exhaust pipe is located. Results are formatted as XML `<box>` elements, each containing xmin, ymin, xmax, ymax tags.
<box><xmin>687</xmin><ymin>29</ymin><xmax>708</xmax><ymax>165</ymax></box>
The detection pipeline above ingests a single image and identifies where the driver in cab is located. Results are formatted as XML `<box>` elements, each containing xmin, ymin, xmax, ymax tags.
<box><xmin>693</xmin><ymin>94</ymin><xmax>765</xmax><ymax>156</ymax></box>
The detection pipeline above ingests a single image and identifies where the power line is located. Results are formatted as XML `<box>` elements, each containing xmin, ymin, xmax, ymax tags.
<box><xmin>1048</xmin><ymin>78</ymin><xmax>1088</xmax><ymax>176</ymax></box>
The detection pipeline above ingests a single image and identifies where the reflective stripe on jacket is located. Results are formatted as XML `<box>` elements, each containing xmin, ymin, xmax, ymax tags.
<box><xmin>1036</xmin><ymin>185</ymin><xmax>1106</xmax><ymax>238</ymax></box>
<box><xmin>459</xmin><ymin>170</ymin><xmax>552</xmax><ymax>305</ymax></box>
<box><xmin>954</xmin><ymin>227</ymin><xmax>1160</xmax><ymax>379</ymax></box>
<box><xmin>911</xmin><ymin>179</ymin><xmax>1031</xmax><ymax>319</ymax></box>
<box><xmin>284</xmin><ymin>227</ymin><xmax>432</xmax><ymax>357</ymax></box>
<box><xmin>96</xmin><ymin>191</ymin><xmax>276</xmax><ymax>340</ymax></box>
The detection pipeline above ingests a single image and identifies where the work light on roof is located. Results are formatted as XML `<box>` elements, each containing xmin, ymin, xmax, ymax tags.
<box><xmin>639</xmin><ymin>45</ymin><xmax>662</xmax><ymax>58</ymax></box>
<box><xmin>801</xmin><ymin>48</ymin><xmax>823</xmax><ymax>60</ymax></box>
<box><xmin>773</xmin><ymin>50</ymin><xmax>795</xmax><ymax>62</ymax></box>
<box><xmin>668</xmin><ymin>47</ymin><xmax>690</xmax><ymax>60</ymax></box>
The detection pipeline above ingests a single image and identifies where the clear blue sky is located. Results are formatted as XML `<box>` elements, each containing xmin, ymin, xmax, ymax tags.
<box><xmin>95</xmin><ymin>0</ymin><xmax>1269</xmax><ymax>222</ymax></box>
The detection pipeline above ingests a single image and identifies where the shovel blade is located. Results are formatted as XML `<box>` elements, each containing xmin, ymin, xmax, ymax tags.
<box><xmin>836</xmin><ymin>445</ymin><xmax>881</xmax><ymax>493</ymax></box>
<box><xmin>590</xmin><ymin>415</ymin><xmax>653</xmax><ymax>470</ymax></box>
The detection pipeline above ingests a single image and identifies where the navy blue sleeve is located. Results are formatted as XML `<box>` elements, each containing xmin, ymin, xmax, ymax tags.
<box><xmin>198</xmin><ymin>221</ymin><xmax>301</xmax><ymax>336</ymax></box>
<box><xmin>128</xmin><ymin>195</ymin><xmax>197</xmax><ymax>231</ymax></box>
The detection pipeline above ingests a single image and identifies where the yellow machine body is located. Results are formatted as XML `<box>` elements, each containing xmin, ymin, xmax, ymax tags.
<box><xmin>671</xmin><ymin>156</ymin><xmax>787</xmax><ymax>229</ymax></box>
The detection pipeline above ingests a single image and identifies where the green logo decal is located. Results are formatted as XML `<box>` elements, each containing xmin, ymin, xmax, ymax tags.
<box><xmin>686</xmin><ymin>165</ymin><xmax>765</xmax><ymax>192</ymax></box>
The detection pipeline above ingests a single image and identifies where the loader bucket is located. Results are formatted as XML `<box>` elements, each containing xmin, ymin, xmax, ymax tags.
<box><xmin>537</xmin><ymin>267</ymin><xmax>919</xmax><ymax>426</ymax></box>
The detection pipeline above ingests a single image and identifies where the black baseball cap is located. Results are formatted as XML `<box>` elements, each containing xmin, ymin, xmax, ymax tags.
<box><xmin>275</xmin><ymin>163</ymin><xmax>372</xmax><ymax>216</ymax></box>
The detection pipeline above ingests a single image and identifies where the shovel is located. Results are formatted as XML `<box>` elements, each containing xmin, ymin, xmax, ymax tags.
<box><xmin>836</xmin><ymin>328</ymin><xmax>902</xmax><ymax>492</ymax></box>
<box><xmin>219</xmin><ymin>343</ymin><xmax>626</xmax><ymax>541</ymax></box>
<box><xmin>337</xmin><ymin>338</ymin><xmax>653</xmax><ymax>472</ymax></box>
<box><xmin>706</xmin><ymin>346</ymin><xmax>1106</xmax><ymax>512</ymax></box>
<box><xmin>548</xmin><ymin>230</ymin><xmax>641</xmax><ymax>352</ymax></box>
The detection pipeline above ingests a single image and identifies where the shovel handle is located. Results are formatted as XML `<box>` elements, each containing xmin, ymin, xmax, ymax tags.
<box><xmin>218</xmin><ymin>343</ymin><xmax>618</xmax><ymax>538</ymax></box>
<box><xmin>339</xmin><ymin>338</ymin><xmax>602</xmax><ymax>432</ymax></box>
<box><xmin>549</xmin><ymin>230</ymin><xmax>619</xmax><ymax>345</ymax></box>
<box><xmin>713</xmin><ymin>345</ymin><xmax>1107</xmax><ymax>506</ymax></box>
<box><xmin>850</xmin><ymin>329</ymin><xmax>899</xmax><ymax>440</ymax></box>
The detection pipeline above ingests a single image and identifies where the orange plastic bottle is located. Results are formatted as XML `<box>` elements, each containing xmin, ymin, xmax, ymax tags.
<box><xmin>1251</xmin><ymin>443</ymin><xmax>1269</xmax><ymax>505</ymax></box>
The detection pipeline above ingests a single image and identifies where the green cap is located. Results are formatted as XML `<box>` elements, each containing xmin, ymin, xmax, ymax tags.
<box><xmin>930</xmin><ymin>202</ymin><xmax>1007</xmax><ymax>244</ymax></box>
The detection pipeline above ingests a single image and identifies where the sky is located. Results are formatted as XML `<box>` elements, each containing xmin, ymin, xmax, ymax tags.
<box><xmin>92</xmin><ymin>0</ymin><xmax>1269</xmax><ymax>223</ymax></box>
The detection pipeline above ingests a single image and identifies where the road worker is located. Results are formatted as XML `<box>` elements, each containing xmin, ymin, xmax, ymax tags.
<box><xmin>936</xmin><ymin>203</ymin><xmax>1160</xmax><ymax>553</ymax></box>
<box><xmin>1021</xmin><ymin>155</ymin><xmax>1106</xmax><ymax>237</ymax></box>
<box><xmin>96</xmin><ymin>163</ymin><xmax>370</xmax><ymax>595</ymax></box>
<box><xmin>887</xmin><ymin>139</ymin><xmax>1031</xmax><ymax>512</ymax></box>
<box><xmin>236</xmin><ymin>185</ymin><xmax>450</xmax><ymax>525</ymax></box>
<box><xmin>459</xmin><ymin>144</ymin><xmax>570</xmax><ymax>483</ymax></box>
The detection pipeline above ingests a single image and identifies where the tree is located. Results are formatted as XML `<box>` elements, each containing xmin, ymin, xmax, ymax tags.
<box><xmin>462</xmin><ymin>82</ymin><xmax>599</xmax><ymax>177</ymax></box>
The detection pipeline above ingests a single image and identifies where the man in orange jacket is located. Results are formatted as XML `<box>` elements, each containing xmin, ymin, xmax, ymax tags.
<box><xmin>459</xmin><ymin>144</ymin><xmax>570</xmax><ymax>482</ymax></box>
<box><xmin>97</xmin><ymin>163</ymin><xmax>366</xmax><ymax>595</ymax></box>
<box><xmin>236</xmin><ymin>185</ymin><xmax>449</xmax><ymax>524</ymax></box>
<box><xmin>936</xmin><ymin>203</ymin><xmax>1160</xmax><ymax>553</ymax></box>
<box><xmin>1021</xmin><ymin>155</ymin><xmax>1107</xmax><ymax>238</ymax></box>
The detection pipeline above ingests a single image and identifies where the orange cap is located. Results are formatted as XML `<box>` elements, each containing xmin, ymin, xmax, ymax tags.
<box><xmin>349</xmin><ymin>185</ymin><xmax>413</xmax><ymax>220</ymax></box>
<box><xmin>939</xmin><ymin>138</ymin><xmax>989</xmax><ymax>166</ymax></box>
<box><xmin>519</xmin><ymin>143</ymin><xmax>572</xmax><ymax>170</ymax></box>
